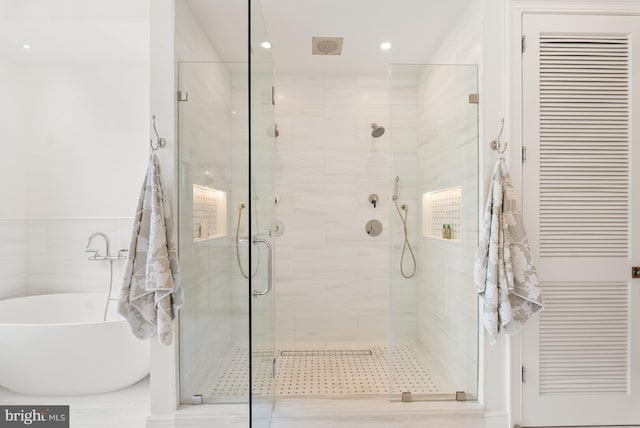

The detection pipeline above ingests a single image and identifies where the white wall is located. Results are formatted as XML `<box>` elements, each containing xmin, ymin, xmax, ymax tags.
<box><xmin>0</xmin><ymin>59</ymin><xmax>26</xmax><ymax>219</ymax></box>
<box><xmin>480</xmin><ymin>0</ymin><xmax>509</xmax><ymax>425</ymax></box>
<box><xmin>147</xmin><ymin>0</ymin><xmax>179</xmax><ymax>419</ymax></box>
<box><xmin>175</xmin><ymin>0</ymin><xmax>222</xmax><ymax>62</ymax></box>
<box><xmin>0</xmin><ymin>23</ymin><xmax>150</xmax><ymax>300</ymax></box>
<box><xmin>0</xmin><ymin>58</ymin><xmax>27</xmax><ymax>299</ymax></box>
<box><xmin>428</xmin><ymin>0</ymin><xmax>482</xmax><ymax>65</ymax></box>
<box><xmin>274</xmin><ymin>74</ymin><xmax>390</xmax><ymax>345</ymax></box>
<box><xmin>21</xmin><ymin>63</ymin><xmax>149</xmax><ymax>296</ymax></box>
<box><xmin>23</xmin><ymin>65</ymin><xmax>148</xmax><ymax>218</ymax></box>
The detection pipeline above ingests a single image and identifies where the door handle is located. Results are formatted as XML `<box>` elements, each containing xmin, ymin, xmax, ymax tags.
<box><xmin>238</xmin><ymin>237</ymin><xmax>273</xmax><ymax>297</ymax></box>
<box><xmin>252</xmin><ymin>238</ymin><xmax>273</xmax><ymax>297</ymax></box>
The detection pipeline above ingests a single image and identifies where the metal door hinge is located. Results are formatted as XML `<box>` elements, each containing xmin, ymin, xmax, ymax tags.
<box><xmin>468</xmin><ymin>93</ymin><xmax>479</xmax><ymax>104</ymax></box>
<box><xmin>271</xmin><ymin>86</ymin><xmax>275</xmax><ymax>106</ymax></box>
<box><xmin>177</xmin><ymin>91</ymin><xmax>189</xmax><ymax>102</ymax></box>
<box><xmin>521</xmin><ymin>35</ymin><xmax>526</xmax><ymax>53</ymax></box>
<box><xmin>522</xmin><ymin>146</ymin><xmax>527</xmax><ymax>163</ymax></box>
<box><xmin>521</xmin><ymin>366</ymin><xmax>527</xmax><ymax>383</ymax></box>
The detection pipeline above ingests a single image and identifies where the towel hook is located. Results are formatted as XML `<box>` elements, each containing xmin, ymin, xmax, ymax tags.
<box><xmin>150</xmin><ymin>115</ymin><xmax>166</xmax><ymax>152</ymax></box>
<box><xmin>490</xmin><ymin>118</ymin><xmax>507</xmax><ymax>154</ymax></box>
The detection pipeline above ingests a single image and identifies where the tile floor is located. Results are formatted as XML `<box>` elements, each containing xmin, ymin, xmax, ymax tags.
<box><xmin>0</xmin><ymin>376</ymin><xmax>150</xmax><ymax>428</ymax></box>
<box><xmin>0</xmin><ymin>352</ymin><xmax>484</xmax><ymax>428</ymax></box>
<box><xmin>174</xmin><ymin>397</ymin><xmax>486</xmax><ymax>428</ymax></box>
<box><xmin>178</xmin><ymin>343</ymin><xmax>485</xmax><ymax>427</ymax></box>
<box><xmin>271</xmin><ymin>397</ymin><xmax>486</xmax><ymax>428</ymax></box>
<box><xmin>208</xmin><ymin>344</ymin><xmax>441</xmax><ymax>401</ymax></box>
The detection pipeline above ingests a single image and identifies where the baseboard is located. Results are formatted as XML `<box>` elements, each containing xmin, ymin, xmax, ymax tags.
<box><xmin>485</xmin><ymin>410</ymin><xmax>509</xmax><ymax>428</ymax></box>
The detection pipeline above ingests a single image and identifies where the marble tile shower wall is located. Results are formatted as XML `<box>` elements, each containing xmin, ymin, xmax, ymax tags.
<box><xmin>416</xmin><ymin>66</ymin><xmax>479</xmax><ymax>393</ymax></box>
<box><xmin>389</xmin><ymin>75</ymin><xmax>420</xmax><ymax>343</ymax></box>
<box><xmin>273</xmin><ymin>75</ymin><xmax>393</xmax><ymax>345</ymax></box>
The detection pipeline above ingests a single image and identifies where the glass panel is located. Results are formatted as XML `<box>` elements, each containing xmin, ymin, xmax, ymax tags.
<box><xmin>389</xmin><ymin>64</ymin><xmax>479</xmax><ymax>401</ymax></box>
<box><xmin>249</xmin><ymin>0</ymin><xmax>276</xmax><ymax>425</ymax></box>
<box><xmin>177</xmin><ymin>62</ymin><xmax>250</xmax><ymax>416</ymax></box>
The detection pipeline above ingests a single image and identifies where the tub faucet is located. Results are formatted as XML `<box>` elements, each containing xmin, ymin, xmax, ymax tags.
<box><xmin>86</xmin><ymin>232</ymin><xmax>111</xmax><ymax>260</ymax></box>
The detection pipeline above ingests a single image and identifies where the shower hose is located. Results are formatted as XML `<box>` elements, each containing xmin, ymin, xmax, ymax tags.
<box><xmin>103</xmin><ymin>260</ymin><xmax>114</xmax><ymax>321</ymax></box>
<box><xmin>235</xmin><ymin>203</ymin><xmax>259</xmax><ymax>279</ymax></box>
<box><xmin>393</xmin><ymin>177</ymin><xmax>417</xmax><ymax>279</ymax></box>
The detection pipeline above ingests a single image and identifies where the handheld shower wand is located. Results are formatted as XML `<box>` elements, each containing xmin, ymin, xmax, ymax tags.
<box><xmin>393</xmin><ymin>176</ymin><xmax>416</xmax><ymax>279</ymax></box>
<box><xmin>393</xmin><ymin>176</ymin><xmax>399</xmax><ymax>201</ymax></box>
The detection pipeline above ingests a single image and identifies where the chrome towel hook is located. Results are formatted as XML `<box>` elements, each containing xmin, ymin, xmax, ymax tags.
<box><xmin>490</xmin><ymin>118</ymin><xmax>507</xmax><ymax>154</ymax></box>
<box><xmin>150</xmin><ymin>115</ymin><xmax>166</xmax><ymax>151</ymax></box>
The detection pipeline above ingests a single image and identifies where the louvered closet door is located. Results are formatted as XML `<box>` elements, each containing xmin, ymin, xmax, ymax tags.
<box><xmin>521</xmin><ymin>13</ymin><xmax>640</xmax><ymax>427</ymax></box>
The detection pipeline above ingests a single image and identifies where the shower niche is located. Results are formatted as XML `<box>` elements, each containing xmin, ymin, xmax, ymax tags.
<box><xmin>422</xmin><ymin>185</ymin><xmax>462</xmax><ymax>241</ymax></box>
<box><xmin>192</xmin><ymin>184</ymin><xmax>227</xmax><ymax>241</ymax></box>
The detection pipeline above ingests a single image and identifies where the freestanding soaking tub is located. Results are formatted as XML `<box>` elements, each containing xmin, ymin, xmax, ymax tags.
<box><xmin>0</xmin><ymin>293</ymin><xmax>150</xmax><ymax>395</ymax></box>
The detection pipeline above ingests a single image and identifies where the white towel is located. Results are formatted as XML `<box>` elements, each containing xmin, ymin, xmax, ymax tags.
<box><xmin>474</xmin><ymin>157</ymin><xmax>543</xmax><ymax>344</ymax></box>
<box><xmin>118</xmin><ymin>154</ymin><xmax>184</xmax><ymax>345</ymax></box>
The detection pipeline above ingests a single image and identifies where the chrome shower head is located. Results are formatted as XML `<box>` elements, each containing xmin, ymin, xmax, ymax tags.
<box><xmin>371</xmin><ymin>122</ymin><xmax>385</xmax><ymax>138</ymax></box>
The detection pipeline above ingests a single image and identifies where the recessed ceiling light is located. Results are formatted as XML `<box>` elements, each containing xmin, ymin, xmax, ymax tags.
<box><xmin>380</xmin><ymin>42</ymin><xmax>391</xmax><ymax>50</ymax></box>
<box><xmin>22</xmin><ymin>44</ymin><xmax>31</xmax><ymax>49</ymax></box>
<box><xmin>261</xmin><ymin>41</ymin><xmax>271</xmax><ymax>49</ymax></box>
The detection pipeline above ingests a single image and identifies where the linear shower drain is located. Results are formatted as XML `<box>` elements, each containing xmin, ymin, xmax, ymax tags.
<box><xmin>280</xmin><ymin>349</ymin><xmax>373</xmax><ymax>357</ymax></box>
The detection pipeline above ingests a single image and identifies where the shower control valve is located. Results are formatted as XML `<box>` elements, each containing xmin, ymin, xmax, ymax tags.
<box><xmin>365</xmin><ymin>219</ymin><xmax>383</xmax><ymax>237</ymax></box>
<box><xmin>369</xmin><ymin>194</ymin><xmax>379</xmax><ymax>208</ymax></box>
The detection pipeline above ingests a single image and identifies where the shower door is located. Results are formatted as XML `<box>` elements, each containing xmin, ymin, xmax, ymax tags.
<box><xmin>177</xmin><ymin>56</ymin><xmax>275</xmax><ymax>424</ymax></box>
<box><xmin>176</xmin><ymin>0</ymin><xmax>276</xmax><ymax>423</ymax></box>
<box><xmin>249</xmin><ymin>0</ymin><xmax>277</xmax><ymax>425</ymax></box>
<box><xmin>177</xmin><ymin>62</ymin><xmax>253</xmax><ymax>413</ymax></box>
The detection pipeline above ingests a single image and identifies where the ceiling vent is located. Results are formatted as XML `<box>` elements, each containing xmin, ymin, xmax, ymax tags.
<box><xmin>312</xmin><ymin>37</ymin><xmax>344</xmax><ymax>55</ymax></box>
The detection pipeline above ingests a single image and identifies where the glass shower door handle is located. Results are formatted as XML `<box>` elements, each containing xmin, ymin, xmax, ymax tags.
<box><xmin>252</xmin><ymin>238</ymin><xmax>273</xmax><ymax>297</ymax></box>
<box><xmin>238</xmin><ymin>237</ymin><xmax>273</xmax><ymax>297</ymax></box>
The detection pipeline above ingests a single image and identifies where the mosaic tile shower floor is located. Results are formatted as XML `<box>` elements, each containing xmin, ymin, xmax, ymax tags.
<box><xmin>206</xmin><ymin>345</ymin><xmax>440</xmax><ymax>400</ymax></box>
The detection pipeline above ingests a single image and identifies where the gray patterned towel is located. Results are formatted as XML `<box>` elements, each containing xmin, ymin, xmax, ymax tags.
<box><xmin>118</xmin><ymin>154</ymin><xmax>184</xmax><ymax>345</ymax></box>
<box><xmin>474</xmin><ymin>157</ymin><xmax>543</xmax><ymax>344</ymax></box>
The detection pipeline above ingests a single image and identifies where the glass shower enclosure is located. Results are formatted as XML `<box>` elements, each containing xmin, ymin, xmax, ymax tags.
<box><xmin>177</xmin><ymin>1</ymin><xmax>276</xmax><ymax>426</ymax></box>
<box><xmin>389</xmin><ymin>64</ymin><xmax>479</xmax><ymax>401</ymax></box>
<box><xmin>176</xmin><ymin>7</ymin><xmax>478</xmax><ymax>425</ymax></box>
